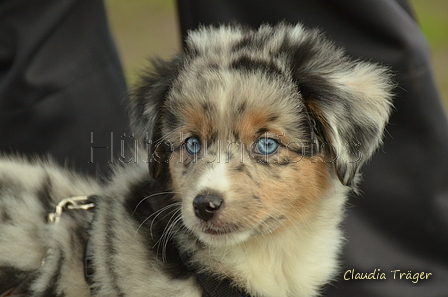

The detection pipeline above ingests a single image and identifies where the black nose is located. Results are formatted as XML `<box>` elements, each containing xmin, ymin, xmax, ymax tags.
<box><xmin>193</xmin><ymin>194</ymin><xmax>223</xmax><ymax>222</ymax></box>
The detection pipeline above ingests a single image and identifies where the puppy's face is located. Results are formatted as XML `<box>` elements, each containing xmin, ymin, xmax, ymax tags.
<box><xmin>164</xmin><ymin>70</ymin><xmax>330</xmax><ymax>246</ymax></box>
<box><xmin>130</xmin><ymin>23</ymin><xmax>393</xmax><ymax>247</ymax></box>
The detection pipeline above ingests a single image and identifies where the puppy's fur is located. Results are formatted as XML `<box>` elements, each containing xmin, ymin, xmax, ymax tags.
<box><xmin>0</xmin><ymin>24</ymin><xmax>392</xmax><ymax>297</ymax></box>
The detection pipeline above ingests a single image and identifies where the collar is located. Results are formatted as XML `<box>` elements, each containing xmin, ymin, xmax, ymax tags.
<box><xmin>81</xmin><ymin>196</ymin><xmax>98</xmax><ymax>286</ymax></box>
<box><xmin>46</xmin><ymin>195</ymin><xmax>97</xmax><ymax>286</ymax></box>
<box><xmin>0</xmin><ymin>196</ymin><xmax>98</xmax><ymax>297</ymax></box>
<box><xmin>47</xmin><ymin>195</ymin><xmax>96</xmax><ymax>223</ymax></box>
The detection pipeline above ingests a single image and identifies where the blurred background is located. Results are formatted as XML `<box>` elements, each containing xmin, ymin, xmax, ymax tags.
<box><xmin>104</xmin><ymin>0</ymin><xmax>448</xmax><ymax>111</ymax></box>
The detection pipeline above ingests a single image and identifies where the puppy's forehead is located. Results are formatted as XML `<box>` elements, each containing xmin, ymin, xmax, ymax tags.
<box><xmin>166</xmin><ymin>69</ymin><xmax>304</xmax><ymax>141</ymax></box>
<box><xmin>161</xmin><ymin>24</ymin><xmax>317</xmax><ymax>141</ymax></box>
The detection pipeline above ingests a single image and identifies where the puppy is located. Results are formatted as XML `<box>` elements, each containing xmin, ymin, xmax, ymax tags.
<box><xmin>0</xmin><ymin>23</ymin><xmax>392</xmax><ymax>297</ymax></box>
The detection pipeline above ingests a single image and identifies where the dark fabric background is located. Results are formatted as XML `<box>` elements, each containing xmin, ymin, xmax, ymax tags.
<box><xmin>177</xmin><ymin>0</ymin><xmax>448</xmax><ymax>296</ymax></box>
<box><xmin>0</xmin><ymin>0</ymin><xmax>128</xmax><ymax>177</ymax></box>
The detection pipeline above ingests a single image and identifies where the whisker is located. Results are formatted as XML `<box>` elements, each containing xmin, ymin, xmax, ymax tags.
<box><xmin>154</xmin><ymin>209</ymin><xmax>183</xmax><ymax>262</ymax></box>
<box><xmin>132</xmin><ymin>191</ymin><xmax>181</xmax><ymax>215</ymax></box>
<box><xmin>149</xmin><ymin>203</ymin><xmax>182</xmax><ymax>239</ymax></box>
<box><xmin>159</xmin><ymin>214</ymin><xmax>183</xmax><ymax>263</ymax></box>
<box><xmin>134</xmin><ymin>202</ymin><xmax>182</xmax><ymax>237</ymax></box>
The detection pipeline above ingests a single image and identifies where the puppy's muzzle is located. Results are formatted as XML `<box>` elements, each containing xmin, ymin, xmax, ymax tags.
<box><xmin>193</xmin><ymin>193</ymin><xmax>223</xmax><ymax>222</ymax></box>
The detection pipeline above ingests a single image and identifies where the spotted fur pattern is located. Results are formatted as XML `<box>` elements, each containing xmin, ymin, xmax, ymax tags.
<box><xmin>0</xmin><ymin>23</ymin><xmax>392</xmax><ymax>297</ymax></box>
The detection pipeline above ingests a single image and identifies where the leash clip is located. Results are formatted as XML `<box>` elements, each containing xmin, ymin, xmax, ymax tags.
<box><xmin>48</xmin><ymin>195</ymin><xmax>95</xmax><ymax>224</ymax></box>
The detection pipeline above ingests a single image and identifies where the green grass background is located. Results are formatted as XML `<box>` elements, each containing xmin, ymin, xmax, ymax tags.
<box><xmin>104</xmin><ymin>0</ymin><xmax>448</xmax><ymax>110</ymax></box>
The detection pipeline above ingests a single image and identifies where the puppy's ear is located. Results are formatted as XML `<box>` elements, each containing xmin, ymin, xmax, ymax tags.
<box><xmin>129</xmin><ymin>56</ymin><xmax>185</xmax><ymax>179</ymax></box>
<box><xmin>288</xmin><ymin>29</ymin><xmax>393</xmax><ymax>188</ymax></box>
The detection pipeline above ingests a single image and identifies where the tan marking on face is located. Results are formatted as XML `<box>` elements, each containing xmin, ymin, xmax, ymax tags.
<box><xmin>260</xmin><ymin>158</ymin><xmax>330</xmax><ymax>225</ymax></box>
<box><xmin>223</xmin><ymin>155</ymin><xmax>330</xmax><ymax>233</ymax></box>
<box><xmin>236</xmin><ymin>109</ymin><xmax>281</xmax><ymax>143</ymax></box>
<box><xmin>182</xmin><ymin>104</ymin><xmax>212</xmax><ymax>140</ymax></box>
<box><xmin>169</xmin><ymin>151</ymin><xmax>184</xmax><ymax>201</ymax></box>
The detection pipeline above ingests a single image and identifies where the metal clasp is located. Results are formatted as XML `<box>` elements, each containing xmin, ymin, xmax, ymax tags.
<box><xmin>48</xmin><ymin>195</ymin><xmax>95</xmax><ymax>224</ymax></box>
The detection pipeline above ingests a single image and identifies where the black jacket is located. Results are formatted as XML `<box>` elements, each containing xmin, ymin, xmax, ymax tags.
<box><xmin>0</xmin><ymin>0</ymin><xmax>128</xmax><ymax>177</ymax></box>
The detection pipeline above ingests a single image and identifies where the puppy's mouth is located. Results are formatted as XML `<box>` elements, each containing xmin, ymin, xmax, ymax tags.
<box><xmin>202</xmin><ymin>228</ymin><xmax>231</xmax><ymax>235</ymax></box>
<box><xmin>191</xmin><ymin>215</ymin><xmax>287</xmax><ymax>246</ymax></box>
<box><xmin>184</xmin><ymin>217</ymin><xmax>252</xmax><ymax>245</ymax></box>
<box><xmin>200</xmin><ymin>222</ymin><xmax>239</xmax><ymax>236</ymax></box>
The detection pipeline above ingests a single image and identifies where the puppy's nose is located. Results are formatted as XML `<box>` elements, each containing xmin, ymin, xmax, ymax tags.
<box><xmin>193</xmin><ymin>194</ymin><xmax>223</xmax><ymax>222</ymax></box>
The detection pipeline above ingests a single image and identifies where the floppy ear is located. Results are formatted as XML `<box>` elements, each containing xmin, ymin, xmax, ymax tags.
<box><xmin>287</xmin><ymin>29</ymin><xmax>393</xmax><ymax>187</ymax></box>
<box><xmin>129</xmin><ymin>56</ymin><xmax>185</xmax><ymax>179</ymax></box>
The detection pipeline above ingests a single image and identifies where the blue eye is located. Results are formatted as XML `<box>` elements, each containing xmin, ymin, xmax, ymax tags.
<box><xmin>256</xmin><ymin>137</ymin><xmax>279</xmax><ymax>155</ymax></box>
<box><xmin>185</xmin><ymin>137</ymin><xmax>201</xmax><ymax>155</ymax></box>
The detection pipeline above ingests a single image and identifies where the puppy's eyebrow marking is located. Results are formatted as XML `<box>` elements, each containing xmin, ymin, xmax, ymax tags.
<box><xmin>255</xmin><ymin>127</ymin><xmax>269</xmax><ymax>136</ymax></box>
<box><xmin>267</xmin><ymin>115</ymin><xmax>279</xmax><ymax>122</ymax></box>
